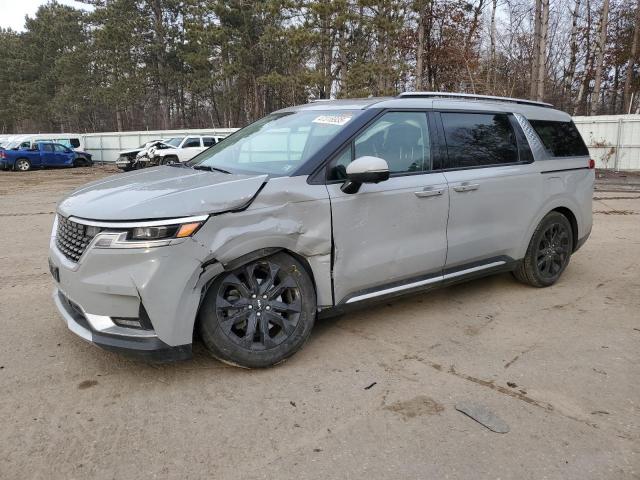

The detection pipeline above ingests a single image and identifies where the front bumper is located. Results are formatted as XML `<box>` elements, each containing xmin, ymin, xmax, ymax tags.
<box><xmin>115</xmin><ymin>156</ymin><xmax>132</xmax><ymax>169</ymax></box>
<box><xmin>53</xmin><ymin>289</ymin><xmax>191</xmax><ymax>361</ymax></box>
<box><xmin>49</xmin><ymin>217</ymin><xmax>223</xmax><ymax>361</ymax></box>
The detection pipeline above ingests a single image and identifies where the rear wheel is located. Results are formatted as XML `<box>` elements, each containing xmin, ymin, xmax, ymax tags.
<box><xmin>199</xmin><ymin>252</ymin><xmax>316</xmax><ymax>368</ymax></box>
<box><xmin>14</xmin><ymin>158</ymin><xmax>31</xmax><ymax>172</ymax></box>
<box><xmin>513</xmin><ymin>211</ymin><xmax>573</xmax><ymax>287</ymax></box>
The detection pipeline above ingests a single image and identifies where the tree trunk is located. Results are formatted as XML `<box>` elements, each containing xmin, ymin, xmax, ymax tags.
<box><xmin>115</xmin><ymin>109</ymin><xmax>123</xmax><ymax>132</ymax></box>
<box><xmin>590</xmin><ymin>0</ymin><xmax>610</xmax><ymax>115</ymax></box>
<box><xmin>564</xmin><ymin>0</ymin><xmax>581</xmax><ymax>108</ymax></box>
<box><xmin>536</xmin><ymin>0</ymin><xmax>549</xmax><ymax>101</ymax></box>
<box><xmin>151</xmin><ymin>0</ymin><xmax>170</xmax><ymax>129</ymax></box>
<box><xmin>416</xmin><ymin>4</ymin><xmax>425</xmax><ymax>90</ymax></box>
<box><xmin>623</xmin><ymin>0</ymin><xmax>640</xmax><ymax>113</ymax></box>
<box><xmin>530</xmin><ymin>0</ymin><xmax>542</xmax><ymax>99</ymax></box>
<box><xmin>487</xmin><ymin>0</ymin><xmax>498</xmax><ymax>93</ymax></box>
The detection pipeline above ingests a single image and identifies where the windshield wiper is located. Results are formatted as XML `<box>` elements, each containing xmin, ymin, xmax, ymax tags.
<box><xmin>193</xmin><ymin>165</ymin><xmax>232</xmax><ymax>174</ymax></box>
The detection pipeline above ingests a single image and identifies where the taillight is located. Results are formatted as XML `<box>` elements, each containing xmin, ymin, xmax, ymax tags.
<box><xmin>0</xmin><ymin>151</ymin><xmax>5</xmax><ymax>159</ymax></box>
<box><xmin>588</xmin><ymin>158</ymin><xmax>595</xmax><ymax>169</ymax></box>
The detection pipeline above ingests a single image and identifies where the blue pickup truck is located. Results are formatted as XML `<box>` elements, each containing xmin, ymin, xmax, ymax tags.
<box><xmin>0</xmin><ymin>142</ymin><xmax>87</xmax><ymax>171</ymax></box>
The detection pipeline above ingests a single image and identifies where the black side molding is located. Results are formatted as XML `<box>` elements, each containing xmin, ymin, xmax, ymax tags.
<box><xmin>540</xmin><ymin>167</ymin><xmax>590</xmax><ymax>174</ymax></box>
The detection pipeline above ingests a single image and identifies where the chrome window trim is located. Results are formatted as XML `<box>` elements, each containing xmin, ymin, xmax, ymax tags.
<box><xmin>67</xmin><ymin>214</ymin><xmax>209</xmax><ymax>229</ymax></box>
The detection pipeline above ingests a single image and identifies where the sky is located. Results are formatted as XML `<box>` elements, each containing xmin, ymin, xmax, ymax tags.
<box><xmin>0</xmin><ymin>0</ymin><xmax>91</xmax><ymax>32</ymax></box>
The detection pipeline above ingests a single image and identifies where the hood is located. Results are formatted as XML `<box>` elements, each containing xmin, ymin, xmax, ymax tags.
<box><xmin>58</xmin><ymin>166</ymin><xmax>268</xmax><ymax>221</ymax></box>
<box><xmin>118</xmin><ymin>148</ymin><xmax>142</xmax><ymax>156</ymax></box>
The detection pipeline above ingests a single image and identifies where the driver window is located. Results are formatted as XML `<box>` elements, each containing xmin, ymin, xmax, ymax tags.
<box><xmin>327</xmin><ymin>111</ymin><xmax>430</xmax><ymax>181</ymax></box>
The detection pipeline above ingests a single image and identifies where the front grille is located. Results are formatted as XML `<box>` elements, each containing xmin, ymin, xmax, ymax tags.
<box><xmin>55</xmin><ymin>216</ymin><xmax>94</xmax><ymax>262</ymax></box>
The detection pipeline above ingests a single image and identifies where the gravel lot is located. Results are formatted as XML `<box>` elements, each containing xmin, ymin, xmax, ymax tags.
<box><xmin>0</xmin><ymin>166</ymin><xmax>638</xmax><ymax>480</ymax></box>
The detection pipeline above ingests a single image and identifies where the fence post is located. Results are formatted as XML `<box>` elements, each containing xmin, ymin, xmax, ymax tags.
<box><xmin>613</xmin><ymin>118</ymin><xmax>623</xmax><ymax>171</ymax></box>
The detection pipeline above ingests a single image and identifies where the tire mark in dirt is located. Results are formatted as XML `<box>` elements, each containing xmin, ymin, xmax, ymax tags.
<box><xmin>593</xmin><ymin>195</ymin><xmax>640</xmax><ymax>200</ymax></box>
<box><xmin>504</xmin><ymin>344</ymin><xmax>537</xmax><ymax>369</ymax></box>
<box><xmin>334</xmin><ymin>324</ymin><xmax>602</xmax><ymax>430</ymax></box>
<box><xmin>0</xmin><ymin>212</ymin><xmax>55</xmax><ymax>217</ymax></box>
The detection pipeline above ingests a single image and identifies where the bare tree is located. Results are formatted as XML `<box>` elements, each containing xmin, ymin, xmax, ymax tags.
<box><xmin>536</xmin><ymin>0</ymin><xmax>549</xmax><ymax>100</ymax></box>
<box><xmin>590</xmin><ymin>0</ymin><xmax>610</xmax><ymax>115</ymax></box>
<box><xmin>623</xmin><ymin>0</ymin><xmax>640</xmax><ymax>113</ymax></box>
<box><xmin>486</xmin><ymin>0</ymin><xmax>498</xmax><ymax>92</ymax></box>
<box><xmin>563</xmin><ymin>0</ymin><xmax>581</xmax><ymax>108</ymax></box>
<box><xmin>530</xmin><ymin>0</ymin><xmax>542</xmax><ymax>98</ymax></box>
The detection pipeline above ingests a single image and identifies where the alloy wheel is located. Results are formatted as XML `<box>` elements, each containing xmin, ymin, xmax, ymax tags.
<box><xmin>215</xmin><ymin>261</ymin><xmax>302</xmax><ymax>351</ymax></box>
<box><xmin>16</xmin><ymin>159</ymin><xmax>30</xmax><ymax>171</ymax></box>
<box><xmin>535</xmin><ymin>222</ymin><xmax>570</xmax><ymax>279</ymax></box>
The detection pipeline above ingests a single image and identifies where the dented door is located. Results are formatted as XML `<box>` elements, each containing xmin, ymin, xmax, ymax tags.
<box><xmin>328</xmin><ymin>172</ymin><xmax>449</xmax><ymax>303</ymax></box>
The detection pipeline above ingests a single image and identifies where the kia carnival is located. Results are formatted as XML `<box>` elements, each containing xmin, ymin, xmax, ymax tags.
<box><xmin>49</xmin><ymin>93</ymin><xmax>594</xmax><ymax>367</ymax></box>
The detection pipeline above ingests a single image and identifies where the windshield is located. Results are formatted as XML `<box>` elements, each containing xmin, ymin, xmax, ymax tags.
<box><xmin>166</xmin><ymin>137</ymin><xmax>183</xmax><ymax>147</ymax></box>
<box><xmin>188</xmin><ymin>110</ymin><xmax>362</xmax><ymax>175</ymax></box>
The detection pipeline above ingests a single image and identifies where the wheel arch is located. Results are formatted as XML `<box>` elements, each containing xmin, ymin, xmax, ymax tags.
<box><xmin>551</xmin><ymin>206</ymin><xmax>579</xmax><ymax>252</ymax></box>
<box><xmin>517</xmin><ymin>198</ymin><xmax>583</xmax><ymax>260</ymax></box>
<box><xmin>192</xmin><ymin>247</ymin><xmax>320</xmax><ymax>340</ymax></box>
<box><xmin>202</xmin><ymin>247</ymin><xmax>319</xmax><ymax>303</ymax></box>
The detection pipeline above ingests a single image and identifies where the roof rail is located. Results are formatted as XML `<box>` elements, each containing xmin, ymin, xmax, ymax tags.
<box><xmin>397</xmin><ymin>91</ymin><xmax>553</xmax><ymax>108</ymax></box>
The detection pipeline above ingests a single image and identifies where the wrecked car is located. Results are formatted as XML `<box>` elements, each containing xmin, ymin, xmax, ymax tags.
<box><xmin>49</xmin><ymin>93</ymin><xmax>594</xmax><ymax>367</ymax></box>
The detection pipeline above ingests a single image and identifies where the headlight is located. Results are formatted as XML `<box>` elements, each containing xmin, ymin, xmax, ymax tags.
<box><xmin>64</xmin><ymin>215</ymin><xmax>208</xmax><ymax>250</ymax></box>
<box><xmin>131</xmin><ymin>222</ymin><xmax>203</xmax><ymax>240</ymax></box>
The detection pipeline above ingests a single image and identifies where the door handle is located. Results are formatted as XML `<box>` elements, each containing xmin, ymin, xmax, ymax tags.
<box><xmin>414</xmin><ymin>188</ymin><xmax>444</xmax><ymax>198</ymax></box>
<box><xmin>453</xmin><ymin>183</ymin><xmax>480</xmax><ymax>192</ymax></box>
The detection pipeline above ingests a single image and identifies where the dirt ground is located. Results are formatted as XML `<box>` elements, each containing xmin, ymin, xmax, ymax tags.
<box><xmin>0</xmin><ymin>166</ymin><xmax>638</xmax><ymax>480</ymax></box>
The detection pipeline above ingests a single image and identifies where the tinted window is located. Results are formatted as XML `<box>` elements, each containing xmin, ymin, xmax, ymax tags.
<box><xmin>328</xmin><ymin>111</ymin><xmax>430</xmax><ymax>180</ymax></box>
<box><xmin>203</xmin><ymin>137</ymin><xmax>216</xmax><ymax>147</ymax></box>
<box><xmin>442</xmin><ymin>113</ymin><xmax>518</xmax><ymax>168</ymax></box>
<box><xmin>69</xmin><ymin>138</ymin><xmax>80</xmax><ymax>148</ymax></box>
<box><xmin>529</xmin><ymin>120</ymin><xmax>589</xmax><ymax>157</ymax></box>
<box><xmin>183</xmin><ymin>137</ymin><xmax>201</xmax><ymax>148</ymax></box>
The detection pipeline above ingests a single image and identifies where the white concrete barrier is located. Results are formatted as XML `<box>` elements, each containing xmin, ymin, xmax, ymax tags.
<box><xmin>574</xmin><ymin>115</ymin><xmax>640</xmax><ymax>171</ymax></box>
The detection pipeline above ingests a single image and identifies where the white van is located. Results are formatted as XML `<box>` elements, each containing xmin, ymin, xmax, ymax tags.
<box><xmin>10</xmin><ymin>134</ymin><xmax>86</xmax><ymax>152</ymax></box>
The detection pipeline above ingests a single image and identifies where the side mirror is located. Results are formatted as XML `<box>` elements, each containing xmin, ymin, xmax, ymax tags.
<box><xmin>341</xmin><ymin>156</ymin><xmax>390</xmax><ymax>194</ymax></box>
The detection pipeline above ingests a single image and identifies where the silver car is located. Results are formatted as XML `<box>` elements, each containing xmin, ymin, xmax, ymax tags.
<box><xmin>49</xmin><ymin>93</ymin><xmax>594</xmax><ymax>367</ymax></box>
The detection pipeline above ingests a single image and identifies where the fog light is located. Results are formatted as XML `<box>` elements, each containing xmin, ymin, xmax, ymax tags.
<box><xmin>112</xmin><ymin>317</ymin><xmax>143</xmax><ymax>329</ymax></box>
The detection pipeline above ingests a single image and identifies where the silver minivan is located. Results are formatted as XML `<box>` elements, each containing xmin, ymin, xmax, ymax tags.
<box><xmin>49</xmin><ymin>93</ymin><xmax>594</xmax><ymax>367</ymax></box>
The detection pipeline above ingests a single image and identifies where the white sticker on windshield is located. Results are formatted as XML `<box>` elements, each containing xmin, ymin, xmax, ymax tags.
<box><xmin>312</xmin><ymin>114</ymin><xmax>353</xmax><ymax>126</ymax></box>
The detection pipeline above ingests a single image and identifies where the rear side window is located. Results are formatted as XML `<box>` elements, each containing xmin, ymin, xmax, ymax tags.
<box><xmin>183</xmin><ymin>137</ymin><xmax>201</xmax><ymax>148</ymax></box>
<box><xmin>202</xmin><ymin>137</ymin><xmax>216</xmax><ymax>147</ymax></box>
<box><xmin>69</xmin><ymin>138</ymin><xmax>80</xmax><ymax>148</ymax></box>
<box><xmin>529</xmin><ymin>120</ymin><xmax>589</xmax><ymax>157</ymax></box>
<box><xmin>442</xmin><ymin>113</ymin><xmax>518</xmax><ymax>168</ymax></box>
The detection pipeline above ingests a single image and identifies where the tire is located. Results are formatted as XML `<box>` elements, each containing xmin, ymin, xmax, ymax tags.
<box><xmin>161</xmin><ymin>156</ymin><xmax>178</xmax><ymax>166</ymax></box>
<box><xmin>199</xmin><ymin>252</ymin><xmax>316</xmax><ymax>368</ymax></box>
<box><xmin>14</xmin><ymin>158</ymin><xmax>31</xmax><ymax>172</ymax></box>
<box><xmin>513</xmin><ymin>211</ymin><xmax>573</xmax><ymax>288</ymax></box>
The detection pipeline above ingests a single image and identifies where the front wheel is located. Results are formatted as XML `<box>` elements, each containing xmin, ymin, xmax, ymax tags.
<box><xmin>14</xmin><ymin>158</ymin><xmax>31</xmax><ymax>172</ymax></box>
<box><xmin>513</xmin><ymin>211</ymin><xmax>573</xmax><ymax>287</ymax></box>
<box><xmin>199</xmin><ymin>252</ymin><xmax>316</xmax><ymax>368</ymax></box>
<box><xmin>161</xmin><ymin>156</ymin><xmax>178</xmax><ymax>166</ymax></box>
